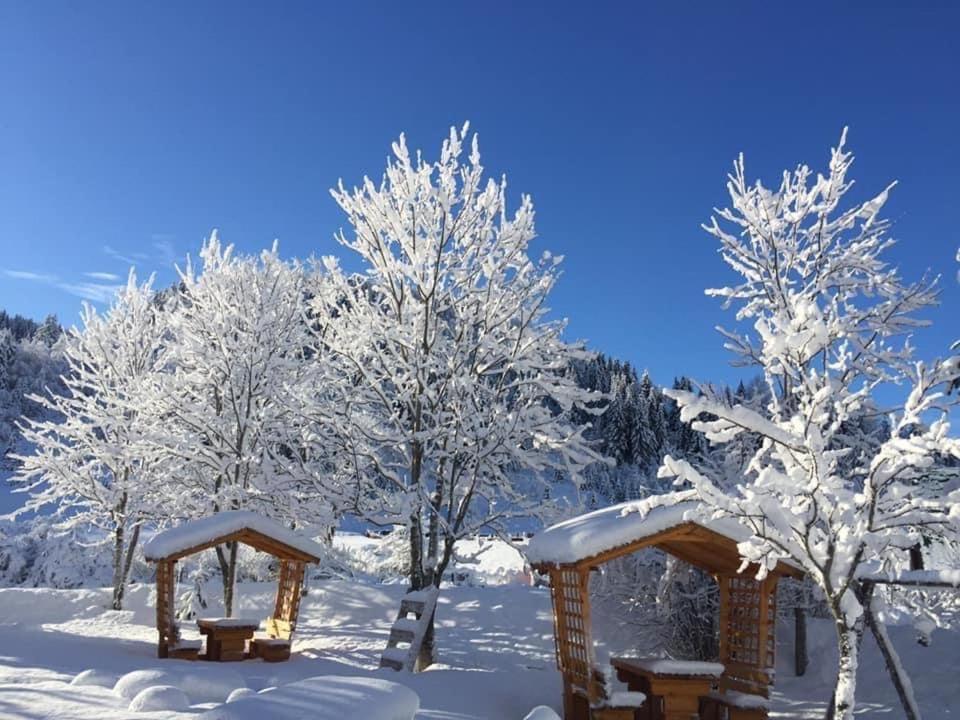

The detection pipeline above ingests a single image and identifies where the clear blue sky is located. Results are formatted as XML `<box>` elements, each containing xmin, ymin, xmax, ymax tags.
<box><xmin>1</xmin><ymin>1</ymin><xmax>957</xmax><ymax>389</ymax></box>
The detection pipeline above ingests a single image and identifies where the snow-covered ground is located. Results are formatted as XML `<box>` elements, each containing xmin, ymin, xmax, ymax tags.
<box><xmin>0</xmin><ymin>570</ymin><xmax>958</xmax><ymax>718</ymax></box>
<box><xmin>0</xmin><ymin>580</ymin><xmax>561</xmax><ymax>719</ymax></box>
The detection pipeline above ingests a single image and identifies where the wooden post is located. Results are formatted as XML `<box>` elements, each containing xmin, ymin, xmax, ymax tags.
<box><xmin>578</xmin><ymin>567</ymin><xmax>601</xmax><ymax>705</ymax></box>
<box><xmin>155</xmin><ymin>561</ymin><xmax>166</xmax><ymax>658</ymax></box>
<box><xmin>794</xmin><ymin>606</ymin><xmax>807</xmax><ymax>676</ymax></box>
<box><xmin>273</xmin><ymin>559</ymin><xmax>290</xmax><ymax>622</ymax></box>
<box><xmin>717</xmin><ymin>575</ymin><xmax>730</xmax><ymax>665</ymax></box>
<box><xmin>545</xmin><ymin>567</ymin><xmax>595</xmax><ymax>719</ymax></box>
<box><xmin>288</xmin><ymin>560</ymin><xmax>305</xmax><ymax>627</ymax></box>
<box><xmin>909</xmin><ymin>543</ymin><xmax>924</xmax><ymax>571</ymax></box>
<box><xmin>757</xmin><ymin>577</ymin><xmax>775</xmax><ymax>673</ymax></box>
<box><xmin>155</xmin><ymin>560</ymin><xmax>176</xmax><ymax>658</ymax></box>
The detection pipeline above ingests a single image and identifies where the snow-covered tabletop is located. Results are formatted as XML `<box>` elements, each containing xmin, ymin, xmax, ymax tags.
<box><xmin>610</xmin><ymin>657</ymin><xmax>723</xmax><ymax>717</ymax></box>
<box><xmin>197</xmin><ymin>618</ymin><xmax>262</xmax><ymax>630</ymax></box>
<box><xmin>611</xmin><ymin>657</ymin><xmax>725</xmax><ymax>678</ymax></box>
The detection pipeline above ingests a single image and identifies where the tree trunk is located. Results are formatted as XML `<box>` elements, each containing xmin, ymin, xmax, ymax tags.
<box><xmin>860</xmin><ymin>582</ymin><xmax>921</xmax><ymax>719</ymax></box>
<box><xmin>406</xmin><ymin>434</ymin><xmax>438</xmax><ymax>671</ymax></box>
<box><xmin>405</xmin><ymin>515</ymin><xmax>439</xmax><ymax>671</ymax></box>
<box><xmin>111</xmin><ymin>521</ymin><xmax>126</xmax><ymax>611</ymax></box>
<box><xmin>831</xmin><ymin>622</ymin><xmax>860</xmax><ymax>720</ymax></box>
<box><xmin>112</xmin><ymin>522</ymin><xmax>142</xmax><ymax>611</ymax></box>
<box><xmin>408</xmin><ymin>437</ymin><xmax>425</xmax><ymax>592</ymax></box>
<box><xmin>215</xmin><ymin>541</ymin><xmax>239</xmax><ymax>617</ymax></box>
<box><xmin>908</xmin><ymin>545</ymin><xmax>930</xmax><ymax>647</ymax></box>
<box><xmin>408</xmin><ymin>513</ymin><xmax>424</xmax><ymax>590</ymax></box>
<box><xmin>226</xmin><ymin>541</ymin><xmax>238</xmax><ymax>616</ymax></box>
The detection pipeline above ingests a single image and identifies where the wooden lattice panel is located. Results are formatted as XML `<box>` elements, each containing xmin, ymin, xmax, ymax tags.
<box><xmin>548</xmin><ymin>568</ymin><xmax>598</xmax><ymax>700</ymax></box>
<box><xmin>719</xmin><ymin>576</ymin><xmax>776</xmax><ymax>671</ymax></box>
<box><xmin>270</xmin><ymin>559</ymin><xmax>305</xmax><ymax>639</ymax></box>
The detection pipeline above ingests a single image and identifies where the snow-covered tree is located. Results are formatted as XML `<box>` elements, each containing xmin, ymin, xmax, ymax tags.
<box><xmin>149</xmin><ymin>236</ymin><xmax>319</xmax><ymax>616</ymax></box>
<box><xmin>14</xmin><ymin>271</ymin><xmax>166</xmax><ymax>609</ymax></box>
<box><xmin>304</xmin><ymin>124</ymin><xmax>602</xmax><ymax>666</ymax></box>
<box><xmin>659</xmin><ymin>130</ymin><xmax>960</xmax><ymax>718</ymax></box>
<box><xmin>33</xmin><ymin>314</ymin><xmax>63</xmax><ymax>347</ymax></box>
<box><xmin>0</xmin><ymin>328</ymin><xmax>20</xmax><ymax>458</ymax></box>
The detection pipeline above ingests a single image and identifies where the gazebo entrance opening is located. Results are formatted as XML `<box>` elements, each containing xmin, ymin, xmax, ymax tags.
<box><xmin>525</xmin><ymin>492</ymin><xmax>802</xmax><ymax>720</ymax></box>
<box><xmin>143</xmin><ymin>511</ymin><xmax>325</xmax><ymax>662</ymax></box>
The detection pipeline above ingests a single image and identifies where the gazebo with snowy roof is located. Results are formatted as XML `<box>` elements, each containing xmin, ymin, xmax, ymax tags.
<box><xmin>525</xmin><ymin>491</ymin><xmax>803</xmax><ymax>720</ymax></box>
<box><xmin>143</xmin><ymin>511</ymin><xmax>324</xmax><ymax>661</ymax></box>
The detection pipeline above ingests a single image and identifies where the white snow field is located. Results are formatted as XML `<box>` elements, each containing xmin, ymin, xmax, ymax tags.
<box><xmin>0</xmin><ymin>541</ymin><xmax>957</xmax><ymax>718</ymax></box>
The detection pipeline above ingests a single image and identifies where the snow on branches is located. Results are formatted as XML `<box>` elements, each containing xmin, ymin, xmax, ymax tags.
<box><xmin>302</xmin><ymin>124</ymin><xmax>603</xmax><ymax>613</ymax></box>
<box><xmin>659</xmin><ymin>130</ymin><xmax>960</xmax><ymax>718</ymax></box>
<box><xmin>15</xmin><ymin>271</ymin><xmax>166</xmax><ymax>609</ymax></box>
<box><xmin>147</xmin><ymin>236</ymin><xmax>321</xmax><ymax>616</ymax></box>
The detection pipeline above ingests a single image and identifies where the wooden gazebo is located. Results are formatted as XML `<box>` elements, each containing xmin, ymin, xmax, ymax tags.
<box><xmin>143</xmin><ymin>511</ymin><xmax>324</xmax><ymax>661</ymax></box>
<box><xmin>525</xmin><ymin>491</ymin><xmax>802</xmax><ymax>720</ymax></box>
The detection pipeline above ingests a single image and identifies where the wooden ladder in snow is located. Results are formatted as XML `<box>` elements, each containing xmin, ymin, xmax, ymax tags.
<box><xmin>379</xmin><ymin>587</ymin><xmax>439</xmax><ymax>671</ymax></box>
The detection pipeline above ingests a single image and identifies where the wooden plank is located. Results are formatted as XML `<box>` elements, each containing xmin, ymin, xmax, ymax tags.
<box><xmin>578</xmin><ymin>567</ymin><xmax>602</xmax><ymax>705</ymax></box>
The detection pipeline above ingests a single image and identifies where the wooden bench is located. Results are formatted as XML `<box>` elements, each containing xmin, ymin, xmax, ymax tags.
<box><xmin>249</xmin><ymin>637</ymin><xmax>291</xmax><ymax>662</ymax></box>
<box><xmin>579</xmin><ymin>669</ymin><xmax>646</xmax><ymax>720</ymax></box>
<box><xmin>699</xmin><ymin>662</ymin><xmax>771</xmax><ymax>720</ymax></box>
<box><xmin>167</xmin><ymin>638</ymin><xmax>202</xmax><ymax>661</ymax></box>
<box><xmin>160</xmin><ymin>623</ymin><xmax>202</xmax><ymax>660</ymax></box>
<box><xmin>248</xmin><ymin>616</ymin><xmax>294</xmax><ymax>662</ymax></box>
<box><xmin>702</xmin><ymin>690</ymin><xmax>770</xmax><ymax>719</ymax></box>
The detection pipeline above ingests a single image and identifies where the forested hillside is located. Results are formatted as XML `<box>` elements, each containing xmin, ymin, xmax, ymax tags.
<box><xmin>0</xmin><ymin>301</ymin><xmax>753</xmax><ymax>589</ymax></box>
<box><xmin>570</xmin><ymin>353</ymin><xmax>770</xmax><ymax>504</ymax></box>
<box><xmin>0</xmin><ymin>312</ymin><xmax>65</xmax><ymax>471</ymax></box>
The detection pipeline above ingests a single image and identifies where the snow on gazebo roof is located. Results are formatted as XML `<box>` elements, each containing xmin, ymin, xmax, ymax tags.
<box><xmin>525</xmin><ymin>490</ymin><xmax>754</xmax><ymax>568</ymax></box>
<box><xmin>143</xmin><ymin>511</ymin><xmax>325</xmax><ymax>562</ymax></box>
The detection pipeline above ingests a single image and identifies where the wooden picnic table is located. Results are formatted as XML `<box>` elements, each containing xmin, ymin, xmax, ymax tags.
<box><xmin>611</xmin><ymin>657</ymin><xmax>725</xmax><ymax>720</ymax></box>
<box><xmin>197</xmin><ymin>618</ymin><xmax>261</xmax><ymax>662</ymax></box>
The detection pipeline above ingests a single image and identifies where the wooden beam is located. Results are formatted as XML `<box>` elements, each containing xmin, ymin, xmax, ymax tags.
<box><xmin>150</xmin><ymin>527</ymin><xmax>319</xmax><ymax>564</ymax></box>
<box><xmin>533</xmin><ymin>521</ymin><xmax>802</xmax><ymax>580</ymax></box>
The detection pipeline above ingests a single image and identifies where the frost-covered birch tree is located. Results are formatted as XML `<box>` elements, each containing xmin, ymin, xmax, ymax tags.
<box><xmin>659</xmin><ymin>130</ymin><xmax>960</xmax><ymax>718</ymax></box>
<box><xmin>305</xmin><ymin>124</ymin><xmax>601</xmax><ymax>666</ymax></box>
<box><xmin>15</xmin><ymin>271</ymin><xmax>166</xmax><ymax>610</ymax></box>
<box><xmin>150</xmin><ymin>236</ymin><xmax>318</xmax><ymax>616</ymax></box>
